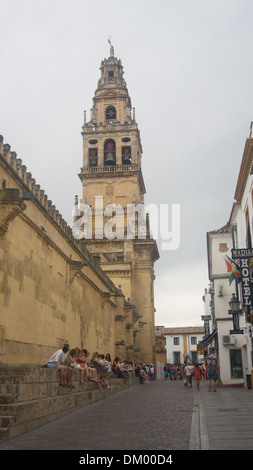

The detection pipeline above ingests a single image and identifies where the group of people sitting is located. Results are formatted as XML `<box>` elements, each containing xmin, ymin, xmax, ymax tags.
<box><xmin>45</xmin><ymin>344</ymin><xmax>113</xmax><ymax>389</ymax></box>
<box><xmin>45</xmin><ymin>344</ymin><xmax>154</xmax><ymax>389</ymax></box>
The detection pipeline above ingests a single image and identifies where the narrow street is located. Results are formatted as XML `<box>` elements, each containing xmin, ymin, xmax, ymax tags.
<box><xmin>1</xmin><ymin>378</ymin><xmax>253</xmax><ymax>463</ymax></box>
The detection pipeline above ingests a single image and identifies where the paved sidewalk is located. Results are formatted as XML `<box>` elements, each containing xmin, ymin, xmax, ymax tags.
<box><xmin>197</xmin><ymin>381</ymin><xmax>253</xmax><ymax>450</ymax></box>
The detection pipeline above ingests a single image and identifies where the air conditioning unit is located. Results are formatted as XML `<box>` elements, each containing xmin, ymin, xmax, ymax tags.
<box><xmin>222</xmin><ymin>335</ymin><xmax>236</xmax><ymax>345</ymax></box>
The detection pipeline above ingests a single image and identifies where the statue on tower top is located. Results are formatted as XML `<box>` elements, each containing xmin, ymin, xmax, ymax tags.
<box><xmin>108</xmin><ymin>37</ymin><xmax>114</xmax><ymax>57</ymax></box>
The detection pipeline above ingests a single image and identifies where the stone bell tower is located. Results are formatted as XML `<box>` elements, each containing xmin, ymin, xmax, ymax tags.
<box><xmin>77</xmin><ymin>42</ymin><xmax>159</xmax><ymax>364</ymax></box>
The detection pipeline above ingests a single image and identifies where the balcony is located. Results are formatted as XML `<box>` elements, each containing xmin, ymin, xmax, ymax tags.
<box><xmin>80</xmin><ymin>164</ymin><xmax>141</xmax><ymax>175</ymax></box>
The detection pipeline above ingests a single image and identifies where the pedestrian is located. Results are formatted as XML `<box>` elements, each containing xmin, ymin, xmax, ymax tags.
<box><xmin>182</xmin><ymin>361</ymin><xmax>187</xmax><ymax>386</ymax></box>
<box><xmin>194</xmin><ymin>362</ymin><xmax>202</xmax><ymax>387</ymax></box>
<box><xmin>170</xmin><ymin>366</ymin><xmax>176</xmax><ymax>380</ymax></box>
<box><xmin>185</xmin><ymin>363</ymin><xmax>194</xmax><ymax>388</ymax></box>
<box><xmin>139</xmin><ymin>364</ymin><xmax>148</xmax><ymax>384</ymax></box>
<box><xmin>46</xmin><ymin>343</ymin><xmax>72</xmax><ymax>387</ymax></box>
<box><xmin>149</xmin><ymin>364</ymin><xmax>155</xmax><ymax>380</ymax></box>
<box><xmin>203</xmin><ymin>361</ymin><xmax>208</xmax><ymax>380</ymax></box>
<box><xmin>207</xmin><ymin>355</ymin><xmax>218</xmax><ymax>392</ymax></box>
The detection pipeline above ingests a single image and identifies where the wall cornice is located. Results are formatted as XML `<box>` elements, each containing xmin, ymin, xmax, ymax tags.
<box><xmin>234</xmin><ymin>138</ymin><xmax>253</xmax><ymax>202</ymax></box>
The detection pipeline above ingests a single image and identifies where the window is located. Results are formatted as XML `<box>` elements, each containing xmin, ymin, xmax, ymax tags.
<box><xmin>191</xmin><ymin>351</ymin><xmax>198</xmax><ymax>363</ymax></box>
<box><xmin>108</xmin><ymin>71</ymin><xmax>114</xmax><ymax>81</ymax></box>
<box><xmin>89</xmin><ymin>148</ymin><xmax>98</xmax><ymax>167</ymax></box>
<box><xmin>173</xmin><ymin>337</ymin><xmax>179</xmax><ymax>345</ymax></box>
<box><xmin>230</xmin><ymin>349</ymin><xmax>243</xmax><ymax>378</ymax></box>
<box><xmin>191</xmin><ymin>337</ymin><xmax>197</xmax><ymax>345</ymax></box>
<box><xmin>173</xmin><ymin>352</ymin><xmax>181</xmax><ymax>364</ymax></box>
<box><xmin>122</xmin><ymin>146</ymin><xmax>131</xmax><ymax>164</ymax></box>
<box><xmin>105</xmin><ymin>106</ymin><xmax>116</xmax><ymax>121</ymax></box>
<box><xmin>104</xmin><ymin>139</ymin><xmax>116</xmax><ymax>165</ymax></box>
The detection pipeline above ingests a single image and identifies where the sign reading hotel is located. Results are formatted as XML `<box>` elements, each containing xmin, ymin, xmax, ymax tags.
<box><xmin>231</xmin><ymin>249</ymin><xmax>253</xmax><ymax>307</ymax></box>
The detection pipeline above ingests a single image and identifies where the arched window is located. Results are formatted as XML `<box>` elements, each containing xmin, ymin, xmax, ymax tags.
<box><xmin>104</xmin><ymin>139</ymin><xmax>116</xmax><ymax>165</ymax></box>
<box><xmin>89</xmin><ymin>148</ymin><xmax>98</xmax><ymax>167</ymax></box>
<box><xmin>105</xmin><ymin>106</ymin><xmax>116</xmax><ymax>121</ymax></box>
<box><xmin>122</xmin><ymin>146</ymin><xmax>131</xmax><ymax>164</ymax></box>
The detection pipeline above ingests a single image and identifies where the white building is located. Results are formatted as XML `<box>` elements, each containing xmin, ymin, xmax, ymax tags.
<box><xmin>207</xmin><ymin>223</ymin><xmax>248</xmax><ymax>386</ymax></box>
<box><xmin>206</xmin><ymin>123</ymin><xmax>253</xmax><ymax>388</ymax></box>
<box><xmin>155</xmin><ymin>326</ymin><xmax>205</xmax><ymax>365</ymax></box>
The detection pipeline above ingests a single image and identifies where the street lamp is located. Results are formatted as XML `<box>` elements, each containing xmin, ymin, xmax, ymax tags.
<box><xmin>228</xmin><ymin>293</ymin><xmax>243</xmax><ymax>334</ymax></box>
<box><xmin>228</xmin><ymin>293</ymin><xmax>241</xmax><ymax>313</ymax></box>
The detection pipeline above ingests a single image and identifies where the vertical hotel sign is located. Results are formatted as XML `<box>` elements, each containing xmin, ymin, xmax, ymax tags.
<box><xmin>232</xmin><ymin>249</ymin><xmax>253</xmax><ymax>307</ymax></box>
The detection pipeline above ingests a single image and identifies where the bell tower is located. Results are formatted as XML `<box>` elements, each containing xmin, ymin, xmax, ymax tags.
<box><xmin>78</xmin><ymin>42</ymin><xmax>159</xmax><ymax>364</ymax></box>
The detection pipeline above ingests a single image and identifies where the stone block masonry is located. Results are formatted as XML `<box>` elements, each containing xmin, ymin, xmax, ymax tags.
<box><xmin>0</xmin><ymin>366</ymin><xmax>138</xmax><ymax>443</ymax></box>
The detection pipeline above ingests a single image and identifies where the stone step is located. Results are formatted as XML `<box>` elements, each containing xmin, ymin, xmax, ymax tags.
<box><xmin>0</xmin><ymin>367</ymin><xmax>38</xmax><ymax>376</ymax></box>
<box><xmin>0</xmin><ymin>383</ymin><xmax>19</xmax><ymax>394</ymax></box>
<box><xmin>0</xmin><ymin>371</ymin><xmax>134</xmax><ymax>402</ymax></box>
<box><xmin>0</xmin><ymin>385</ymin><xmax>121</xmax><ymax>442</ymax></box>
<box><xmin>0</xmin><ymin>415</ymin><xmax>16</xmax><ymax>427</ymax></box>
<box><xmin>0</xmin><ymin>368</ymin><xmax>139</xmax><ymax>444</ymax></box>
<box><xmin>0</xmin><ymin>427</ymin><xmax>9</xmax><ymax>442</ymax></box>
<box><xmin>0</xmin><ymin>394</ymin><xmax>16</xmax><ymax>405</ymax></box>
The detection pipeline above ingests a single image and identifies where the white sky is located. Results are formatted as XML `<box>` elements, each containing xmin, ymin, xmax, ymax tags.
<box><xmin>1</xmin><ymin>0</ymin><xmax>253</xmax><ymax>327</ymax></box>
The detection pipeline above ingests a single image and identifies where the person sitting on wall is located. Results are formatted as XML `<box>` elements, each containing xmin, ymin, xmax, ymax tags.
<box><xmin>77</xmin><ymin>349</ymin><xmax>97</xmax><ymax>381</ymax></box>
<box><xmin>98</xmin><ymin>354</ymin><xmax>109</xmax><ymax>389</ymax></box>
<box><xmin>105</xmin><ymin>353</ymin><xmax>112</xmax><ymax>375</ymax></box>
<box><xmin>77</xmin><ymin>349</ymin><xmax>104</xmax><ymax>389</ymax></box>
<box><xmin>66</xmin><ymin>348</ymin><xmax>87</xmax><ymax>388</ymax></box>
<box><xmin>112</xmin><ymin>357</ymin><xmax>128</xmax><ymax>377</ymax></box>
<box><xmin>46</xmin><ymin>343</ymin><xmax>72</xmax><ymax>388</ymax></box>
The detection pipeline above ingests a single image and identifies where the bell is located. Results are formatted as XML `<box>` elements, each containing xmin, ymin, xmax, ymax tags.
<box><xmin>122</xmin><ymin>155</ymin><xmax>131</xmax><ymax>165</ymax></box>
<box><xmin>90</xmin><ymin>157</ymin><xmax>97</xmax><ymax>167</ymax></box>
<box><xmin>105</xmin><ymin>152</ymin><xmax>115</xmax><ymax>165</ymax></box>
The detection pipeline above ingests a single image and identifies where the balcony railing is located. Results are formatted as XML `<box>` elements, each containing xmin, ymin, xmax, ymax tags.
<box><xmin>80</xmin><ymin>164</ymin><xmax>141</xmax><ymax>174</ymax></box>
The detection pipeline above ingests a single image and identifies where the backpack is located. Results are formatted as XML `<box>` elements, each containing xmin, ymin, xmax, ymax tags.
<box><xmin>208</xmin><ymin>359</ymin><xmax>217</xmax><ymax>373</ymax></box>
<box><xmin>101</xmin><ymin>361</ymin><xmax>109</xmax><ymax>371</ymax></box>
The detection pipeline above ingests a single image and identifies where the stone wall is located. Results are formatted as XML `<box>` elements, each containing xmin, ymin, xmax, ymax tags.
<box><xmin>0</xmin><ymin>136</ymin><xmax>139</xmax><ymax>365</ymax></box>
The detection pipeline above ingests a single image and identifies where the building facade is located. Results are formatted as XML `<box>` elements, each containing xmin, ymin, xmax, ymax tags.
<box><xmin>206</xmin><ymin>124</ymin><xmax>253</xmax><ymax>387</ymax></box>
<box><xmin>155</xmin><ymin>326</ymin><xmax>205</xmax><ymax>365</ymax></box>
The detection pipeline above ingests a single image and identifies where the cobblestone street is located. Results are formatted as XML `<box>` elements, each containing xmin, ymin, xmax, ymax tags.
<box><xmin>1</xmin><ymin>378</ymin><xmax>253</xmax><ymax>457</ymax></box>
<box><xmin>0</xmin><ymin>380</ymin><xmax>194</xmax><ymax>451</ymax></box>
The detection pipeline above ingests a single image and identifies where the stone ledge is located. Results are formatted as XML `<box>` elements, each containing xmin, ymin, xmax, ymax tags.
<box><xmin>0</xmin><ymin>367</ymin><xmax>138</xmax><ymax>443</ymax></box>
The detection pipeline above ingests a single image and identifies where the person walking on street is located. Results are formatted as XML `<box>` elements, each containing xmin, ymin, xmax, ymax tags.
<box><xmin>207</xmin><ymin>355</ymin><xmax>218</xmax><ymax>392</ymax></box>
<box><xmin>194</xmin><ymin>363</ymin><xmax>202</xmax><ymax>387</ymax></box>
<box><xmin>182</xmin><ymin>361</ymin><xmax>187</xmax><ymax>387</ymax></box>
<box><xmin>185</xmin><ymin>363</ymin><xmax>194</xmax><ymax>388</ymax></box>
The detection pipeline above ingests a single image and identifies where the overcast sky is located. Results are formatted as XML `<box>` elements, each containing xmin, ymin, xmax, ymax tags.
<box><xmin>1</xmin><ymin>0</ymin><xmax>253</xmax><ymax>327</ymax></box>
